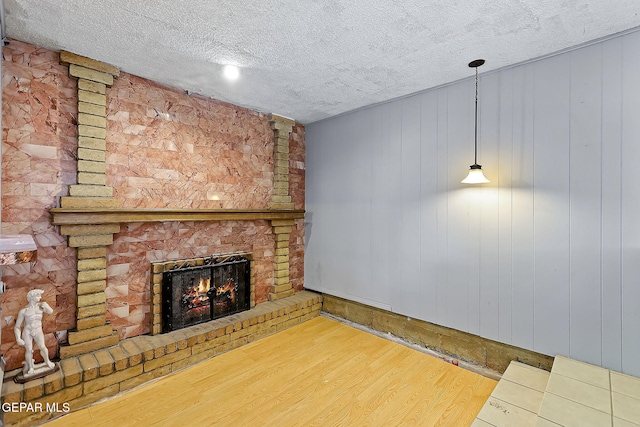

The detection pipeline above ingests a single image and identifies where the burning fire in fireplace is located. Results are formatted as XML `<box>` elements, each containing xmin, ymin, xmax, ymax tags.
<box><xmin>162</xmin><ymin>254</ymin><xmax>250</xmax><ymax>333</ymax></box>
<box><xmin>182</xmin><ymin>277</ymin><xmax>211</xmax><ymax>310</ymax></box>
<box><xmin>216</xmin><ymin>278</ymin><xmax>236</xmax><ymax>303</ymax></box>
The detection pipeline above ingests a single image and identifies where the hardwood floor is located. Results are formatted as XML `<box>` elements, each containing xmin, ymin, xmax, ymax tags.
<box><xmin>45</xmin><ymin>316</ymin><xmax>496</xmax><ymax>426</ymax></box>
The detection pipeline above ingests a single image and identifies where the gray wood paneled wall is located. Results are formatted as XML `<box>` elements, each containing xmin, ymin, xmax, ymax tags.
<box><xmin>305</xmin><ymin>29</ymin><xmax>640</xmax><ymax>376</ymax></box>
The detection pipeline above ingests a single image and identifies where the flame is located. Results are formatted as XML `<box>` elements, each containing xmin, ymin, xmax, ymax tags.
<box><xmin>183</xmin><ymin>277</ymin><xmax>211</xmax><ymax>308</ymax></box>
<box><xmin>197</xmin><ymin>277</ymin><xmax>210</xmax><ymax>293</ymax></box>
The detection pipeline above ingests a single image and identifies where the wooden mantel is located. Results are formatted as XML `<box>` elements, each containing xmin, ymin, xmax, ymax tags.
<box><xmin>50</xmin><ymin>208</ymin><xmax>306</xmax><ymax>225</ymax></box>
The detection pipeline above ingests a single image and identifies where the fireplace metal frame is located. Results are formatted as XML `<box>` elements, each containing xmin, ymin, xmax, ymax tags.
<box><xmin>161</xmin><ymin>254</ymin><xmax>251</xmax><ymax>333</ymax></box>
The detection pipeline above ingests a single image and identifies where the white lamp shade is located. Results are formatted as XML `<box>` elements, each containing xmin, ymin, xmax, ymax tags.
<box><xmin>461</xmin><ymin>165</ymin><xmax>490</xmax><ymax>184</ymax></box>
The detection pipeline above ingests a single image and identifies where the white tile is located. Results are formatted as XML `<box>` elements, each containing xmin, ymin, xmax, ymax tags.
<box><xmin>537</xmin><ymin>392</ymin><xmax>612</xmax><ymax>427</ymax></box>
<box><xmin>502</xmin><ymin>362</ymin><xmax>550</xmax><ymax>392</ymax></box>
<box><xmin>546</xmin><ymin>373</ymin><xmax>612</xmax><ymax>413</ymax></box>
<box><xmin>612</xmin><ymin>372</ymin><xmax>640</xmax><ymax>400</ymax></box>
<box><xmin>476</xmin><ymin>397</ymin><xmax>538</xmax><ymax>427</ymax></box>
<box><xmin>613</xmin><ymin>417</ymin><xmax>640</xmax><ymax>427</ymax></box>
<box><xmin>536</xmin><ymin>418</ymin><xmax>563</xmax><ymax>426</ymax></box>
<box><xmin>492</xmin><ymin>379</ymin><xmax>545</xmax><ymax>413</ymax></box>
<box><xmin>612</xmin><ymin>392</ymin><xmax>640</xmax><ymax>424</ymax></box>
<box><xmin>551</xmin><ymin>356</ymin><xmax>610</xmax><ymax>389</ymax></box>
<box><xmin>471</xmin><ymin>419</ymin><xmax>495</xmax><ymax>427</ymax></box>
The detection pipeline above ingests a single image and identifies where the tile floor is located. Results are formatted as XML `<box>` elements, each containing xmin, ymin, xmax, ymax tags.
<box><xmin>472</xmin><ymin>355</ymin><xmax>640</xmax><ymax>427</ymax></box>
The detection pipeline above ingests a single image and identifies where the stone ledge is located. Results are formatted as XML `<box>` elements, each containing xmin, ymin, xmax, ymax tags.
<box><xmin>60</xmin><ymin>51</ymin><xmax>120</xmax><ymax>78</ymax></box>
<box><xmin>59</xmin><ymin>333</ymin><xmax>119</xmax><ymax>359</ymax></box>
<box><xmin>268</xmin><ymin>114</ymin><xmax>295</xmax><ymax>126</ymax></box>
<box><xmin>269</xmin><ymin>288</ymin><xmax>295</xmax><ymax>301</ymax></box>
<box><xmin>50</xmin><ymin>208</ymin><xmax>305</xmax><ymax>225</ymax></box>
<box><xmin>2</xmin><ymin>290</ymin><xmax>322</xmax><ymax>426</ymax></box>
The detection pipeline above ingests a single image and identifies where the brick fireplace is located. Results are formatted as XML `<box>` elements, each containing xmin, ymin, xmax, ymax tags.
<box><xmin>0</xmin><ymin>39</ymin><xmax>311</xmax><ymax>424</ymax></box>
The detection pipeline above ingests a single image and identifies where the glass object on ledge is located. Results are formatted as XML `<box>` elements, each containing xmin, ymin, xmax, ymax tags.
<box><xmin>0</xmin><ymin>235</ymin><xmax>37</xmax><ymax>265</ymax></box>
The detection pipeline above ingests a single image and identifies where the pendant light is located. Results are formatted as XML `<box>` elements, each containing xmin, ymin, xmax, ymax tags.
<box><xmin>461</xmin><ymin>59</ymin><xmax>489</xmax><ymax>184</ymax></box>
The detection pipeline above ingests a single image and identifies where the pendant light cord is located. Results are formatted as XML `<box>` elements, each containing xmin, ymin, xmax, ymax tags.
<box><xmin>474</xmin><ymin>66</ymin><xmax>478</xmax><ymax>165</ymax></box>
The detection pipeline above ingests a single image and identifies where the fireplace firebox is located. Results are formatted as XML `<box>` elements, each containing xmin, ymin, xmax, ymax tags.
<box><xmin>162</xmin><ymin>255</ymin><xmax>250</xmax><ymax>333</ymax></box>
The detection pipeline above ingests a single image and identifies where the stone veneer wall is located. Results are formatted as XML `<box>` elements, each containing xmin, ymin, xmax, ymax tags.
<box><xmin>1</xmin><ymin>40</ymin><xmax>78</xmax><ymax>368</ymax></box>
<box><xmin>107</xmin><ymin>221</ymin><xmax>275</xmax><ymax>339</ymax></box>
<box><xmin>106</xmin><ymin>73</ymin><xmax>275</xmax><ymax>210</ymax></box>
<box><xmin>0</xmin><ymin>40</ymin><xmax>305</xmax><ymax>370</ymax></box>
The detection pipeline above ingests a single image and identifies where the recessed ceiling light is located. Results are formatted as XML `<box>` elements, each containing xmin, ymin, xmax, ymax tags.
<box><xmin>222</xmin><ymin>64</ymin><xmax>240</xmax><ymax>81</ymax></box>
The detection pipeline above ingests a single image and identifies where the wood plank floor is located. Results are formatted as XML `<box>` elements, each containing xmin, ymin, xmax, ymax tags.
<box><xmin>45</xmin><ymin>316</ymin><xmax>496</xmax><ymax>426</ymax></box>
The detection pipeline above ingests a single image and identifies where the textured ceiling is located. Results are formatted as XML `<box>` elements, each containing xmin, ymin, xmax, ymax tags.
<box><xmin>3</xmin><ymin>0</ymin><xmax>640</xmax><ymax>124</ymax></box>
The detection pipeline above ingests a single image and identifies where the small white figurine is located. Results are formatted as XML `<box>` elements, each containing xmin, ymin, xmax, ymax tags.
<box><xmin>14</xmin><ymin>289</ymin><xmax>56</xmax><ymax>378</ymax></box>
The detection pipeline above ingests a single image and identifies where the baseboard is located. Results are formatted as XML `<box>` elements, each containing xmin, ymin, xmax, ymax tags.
<box><xmin>321</xmin><ymin>294</ymin><xmax>553</xmax><ymax>374</ymax></box>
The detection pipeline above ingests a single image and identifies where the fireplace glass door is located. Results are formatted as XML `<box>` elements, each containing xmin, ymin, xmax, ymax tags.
<box><xmin>162</xmin><ymin>255</ymin><xmax>250</xmax><ymax>332</ymax></box>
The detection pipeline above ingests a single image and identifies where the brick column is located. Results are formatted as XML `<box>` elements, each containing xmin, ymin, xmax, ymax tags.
<box><xmin>269</xmin><ymin>114</ymin><xmax>295</xmax><ymax>210</ymax></box>
<box><xmin>270</xmin><ymin>219</ymin><xmax>295</xmax><ymax>300</ymax></box>
<box><xmin>58</xmin><ymin>51</ymin><xmax>121</xmax><ymax>358</ymax></box>
<box><xmin>268</xmin><ymin>114</ymin><xmax>296</xmax><ymax>300</ymax></box>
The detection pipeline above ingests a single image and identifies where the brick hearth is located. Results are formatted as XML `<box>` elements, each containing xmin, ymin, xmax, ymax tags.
<box><xmin>2</xmin><ymin>291</ymin><xmax>321</xmax><ymax>426</ymax></box>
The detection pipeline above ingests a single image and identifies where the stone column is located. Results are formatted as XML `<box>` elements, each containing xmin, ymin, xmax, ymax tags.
<box><xmin>268</xmin><ymin>114</ymin><xmax>296</xmax><ymax>300</ymax></box>
<box><xmin>57</xmin><ymin>51</ymin><xmax>121</xmax><ymax>358</ymax></box>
